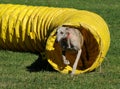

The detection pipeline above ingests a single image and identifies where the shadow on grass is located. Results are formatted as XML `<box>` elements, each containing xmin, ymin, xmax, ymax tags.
<box><xmin>26</xmin><ymin>54</ymin><xmax>56</xmax><ymax>72</ymax></box>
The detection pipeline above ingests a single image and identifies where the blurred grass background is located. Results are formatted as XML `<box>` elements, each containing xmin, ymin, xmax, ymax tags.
<box><xmin>0</xmin><ymin>0</ymin><xmax>120</xmax><ymax>89</ymax></box>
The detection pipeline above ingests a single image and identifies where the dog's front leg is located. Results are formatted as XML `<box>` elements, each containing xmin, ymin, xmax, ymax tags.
<box><xmin>71</xmin><ymin>49</ymin><xmax>82</xmax><ymax>76</ymax></box>
<box><xmin>67</xmin><ymin>38</ymin><xmax>71</xmax><ymax>49</ymax></box>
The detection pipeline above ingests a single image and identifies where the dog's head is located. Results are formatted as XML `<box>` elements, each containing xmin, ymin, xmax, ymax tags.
<box><xmin>56</xmin><ymin>26</ymin><xmax>69</xmax><ymax>42</ymax></box>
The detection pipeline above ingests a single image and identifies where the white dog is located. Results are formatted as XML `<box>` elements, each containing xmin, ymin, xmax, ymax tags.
<box><xmin>56</xmin><ymin>26</ymin><xmax>84</xmax><ymax>76</ymax></box>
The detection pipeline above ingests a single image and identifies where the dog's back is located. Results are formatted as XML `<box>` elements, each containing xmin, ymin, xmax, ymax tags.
<box><xmin>67</xmin><ymin>28</ymin><xmax>83</xmax><ymax>50</ymax></box>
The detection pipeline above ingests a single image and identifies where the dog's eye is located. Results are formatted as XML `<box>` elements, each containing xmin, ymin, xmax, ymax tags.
<box><xmin>60</xmin><ymin>32</ymin><xmax>64</xmax><ymax>34</ymax></box>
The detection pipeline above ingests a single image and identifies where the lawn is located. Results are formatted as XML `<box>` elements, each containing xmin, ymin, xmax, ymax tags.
<box><xmin>0</xmin><ymin>0</ymin><xmax>120</xmax><ymax>89</ymax></box>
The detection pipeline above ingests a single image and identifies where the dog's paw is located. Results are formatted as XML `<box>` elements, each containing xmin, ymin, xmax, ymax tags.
<box><xmin>70</xmin><ymin>73</ymin><xmax>74</xmax><ymax>77</ymax></box>
<box><xmin>67</xmin><ymin>46</ymin><xmax>72</xmax><ymax>49</ymax></box>
<box><xmin>64</xmin><ymin>60</ymin><xmax>70</xmax><ymax>65</ymax></box>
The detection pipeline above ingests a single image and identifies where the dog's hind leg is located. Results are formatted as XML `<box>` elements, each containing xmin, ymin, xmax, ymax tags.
<box><xmin>62</xmin><ymin>50</ymin><xmax>70</xmax><ymax>65</ymax></box>
<box><xmin>71</xmin><ymin>49</ymin><xmax>82</xmax><ymax>76</ymax></box>
<box><xmin>62</xmin><ymin>55</ymin><xmax>70</xmax><ymax>65</ymax></box>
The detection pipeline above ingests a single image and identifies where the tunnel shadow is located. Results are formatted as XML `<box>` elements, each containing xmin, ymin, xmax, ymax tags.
<box><xmin>26</xmin><ymin>54</ymin><xmax>56</xmax><ymax>72</ymax></box>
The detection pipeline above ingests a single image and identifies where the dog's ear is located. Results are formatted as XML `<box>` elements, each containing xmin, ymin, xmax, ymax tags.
<box><xmin>65</xmin><ymin>27</ymin><xmax>70</xmax><ymax>30</ymax></box>
<box><xmin>53</xmin><ymin>26</ymin><xmax>61</xmax><ymax>36</ymax></box>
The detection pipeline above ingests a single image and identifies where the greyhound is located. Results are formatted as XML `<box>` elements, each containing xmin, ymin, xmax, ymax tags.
<box><xmin>56</xmin><ymin>26</ymin><xmax>84</xmax><ymax>76</ymax></box>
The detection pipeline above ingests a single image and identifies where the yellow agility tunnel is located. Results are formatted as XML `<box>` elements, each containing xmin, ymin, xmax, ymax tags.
<box><xmin>0</xmin><ymin>4</ymin><xmax>110</xmax><ymax>74</ymax></box>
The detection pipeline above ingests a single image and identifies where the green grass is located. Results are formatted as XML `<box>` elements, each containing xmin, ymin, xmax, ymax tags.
<box><xmin>0</xmin><ymin>0</ymin><xmax>120</xmax><ymax>89</ymax></box>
